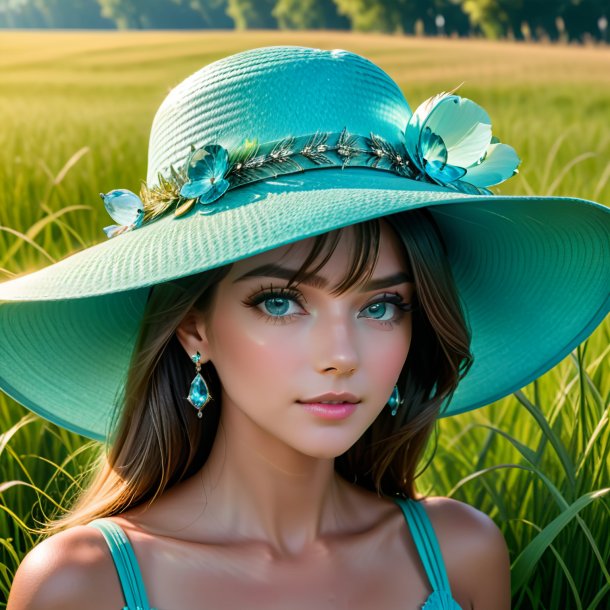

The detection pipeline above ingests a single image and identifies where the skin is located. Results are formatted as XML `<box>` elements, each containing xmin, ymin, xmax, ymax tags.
<box><xmin>7</xmin><ymin>220</ymin><xmax>511</xmax><ymax>609</ymax></box>
<box><xmin>171</xmin><ymin>219</ymin><xmax>414</xmax><ymax>555</ymax></box>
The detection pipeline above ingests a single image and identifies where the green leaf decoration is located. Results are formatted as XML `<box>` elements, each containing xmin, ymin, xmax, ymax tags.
<box><xmin>227</xmin><ymin>138</ymin><xmax>260</xmax><ymax>174</ymax></box>
<box><xmin>139</xmin><ymin>172</ymin><xmax>183</xmax><ymax>221</ymax></box>
<box><xmin>174</xmin><ymin>198</ymin><xmax>197</xmax><ymax>218</ymax></box>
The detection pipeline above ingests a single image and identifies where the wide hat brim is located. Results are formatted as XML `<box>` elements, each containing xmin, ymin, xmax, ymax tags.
<box><xmin>0</xmin><ymin>167</ymin><xmax>609</xmax><ymax>442</ymax></box>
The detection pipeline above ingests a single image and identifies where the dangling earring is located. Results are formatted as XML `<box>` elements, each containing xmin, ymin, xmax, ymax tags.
<box><xmin>187</xmin><ymin>351</ymin><xmax>212</xmax><ymax>418</ymax></box>
<box><xmin>388</xmin><ymin>385</ymin><xmax>402</xmax><ymax>417</ymax></box>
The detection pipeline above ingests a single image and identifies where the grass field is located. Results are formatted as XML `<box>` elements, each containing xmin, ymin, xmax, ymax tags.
<box><xmin>0</xmin><ymin>30</ymin><xmax>608</xmax><ymax>609</ymax></box>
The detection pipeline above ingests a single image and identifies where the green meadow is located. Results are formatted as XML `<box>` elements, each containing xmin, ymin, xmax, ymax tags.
<box><xmin>0</xmin><ymin>30</ymin><xmax>608</xmax><ymax>609</ymax></box>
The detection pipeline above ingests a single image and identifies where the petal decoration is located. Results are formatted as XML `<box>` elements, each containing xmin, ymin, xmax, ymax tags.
<box><xmin>100</xmin><ymin>189</ymin><xmax>144</xmax><ymax>226</ymax></box>
<box><xmin>103</xmin><ymin>223</ymin><xmax>134</xmax><ymax>239</ymax></box>
<box><xmin>423</xmin><ymin>96</ymin><xmax>492</xmax><ymax>168</ymax></box>
<box><xmin>420</xmin><ymin>127</ymin><xmax>448</xmax><ymax>168</ymax></box>
<box><xmin>180</xmin><ymin>144</ymin><xmax>230</xmax><ymax>204</ymax></box>
<box><xmin>180</xmin><ymin>179</ymin><xmax>208</xmax><ymax>199</ymax></box>
<box><xmin>102</xmin><ymin>224</ymin><xmax>124</xmax><ymax>239</ymax></box>
<box><xmin>463</xmin><ymin>142</ymin><xmax>521</xmax><ymax>187</ymax></box>
<box><xmin>100</xmin><ymin>189</ymin><xmax>145</xmax><ymax>238</ymax></box>
<box><xmin>449</xmin><ymin>180</ymin><xmax>493</xmax><ymax>196</ymax></box>
<box><xmin>425</xmin><ymin>159</ymin><xmax>467</xmax><ymax>185</ymax></box>
<box><xmin>185</xmin><ymin>144</ymin><xmax>229</xmax><ymax>183</ymax></box>
<box><xmin>405</xmin><ymin>91</ymin><xmax>455</xmax><ymax>169</ymax></box>
<box><xmin>405</xmin><ymin>91</ymin><xmax>520</xmax><ymax>191</ymax></box>
<box><xmin>199</xmin><ymin>177</ymin><xmax>230</xmax><ymax>204</ymax></box>
<box><xmin>406</xmin><ymin>91</ymin><xmax>451</xmax><ymax>137</ymax></box>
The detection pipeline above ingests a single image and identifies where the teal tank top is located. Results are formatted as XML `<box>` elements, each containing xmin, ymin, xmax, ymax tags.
<box><xmin>87</xmin><ymin>497</ymin><xmax>462</xmax><ymax>610</ymax></box>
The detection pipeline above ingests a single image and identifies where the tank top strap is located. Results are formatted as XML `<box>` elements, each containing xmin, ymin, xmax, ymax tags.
<box><xmin>87</xmin><ymin>518</ymin><xmax>153</xmax><ymax>610</ymax></box>
<box><xmin>393</xmin><ymin>497</ymin><xmax>453</xmax><ymax>594</ymax></box>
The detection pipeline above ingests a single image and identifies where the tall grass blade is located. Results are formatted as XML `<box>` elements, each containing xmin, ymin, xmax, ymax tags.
<box><xmin>511</xmin><ymin>488</ymin><xmax>610</xmax><ymax>592</ymax></box>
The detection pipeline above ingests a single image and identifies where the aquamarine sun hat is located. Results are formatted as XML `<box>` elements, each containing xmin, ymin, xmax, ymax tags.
<box><xmin>0</xmin><ymin>45</ymin><xmax>608</xmax><ymax>442</ymax></box>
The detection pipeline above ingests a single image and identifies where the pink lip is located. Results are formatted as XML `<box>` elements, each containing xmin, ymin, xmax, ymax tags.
<box><xmin>298</xmin><ymin>402</ymin><xmax>358</xmax><ymax>420</ymax></box>
<box><xmin>299</xmin><ymin>391</ymin><xmax>360</xmax><ymax>403</ymax></box>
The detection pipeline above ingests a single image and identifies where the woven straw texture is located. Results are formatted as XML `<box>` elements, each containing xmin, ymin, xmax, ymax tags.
<box><xmin>0</xmin><ymin>46</ymin><xmax>608</xmax><ymax>441</ymax></box>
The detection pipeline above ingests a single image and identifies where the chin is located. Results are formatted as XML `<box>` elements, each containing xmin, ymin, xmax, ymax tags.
<box><xmin>295</xmin><ymin>434</ymin><xmax>361</xmax><ymax>460</ymax></box>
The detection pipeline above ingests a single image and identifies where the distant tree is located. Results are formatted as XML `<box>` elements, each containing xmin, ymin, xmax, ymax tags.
<box><xmin>173</xmin><ymin>0</ymin><xmax>234</xmax><ymax>28</ymax></box>
<box><xmin>227</xmin><ymin>0</ymin><xmax>276</xmax><ymax>29</ymax></box>
<box><xmin>333</xmin><ymin>0</ymin><xmax>415</xmax><ymax>33</ymax></box>
<box><xmin>0</xmin><ymin>0</ymin><xmax>113</xmax><ymax>28</ymax></box>
<box><xmin>2</xmin><ymin>0</ymin><xmax>607</xmax><ymax>39</ymax></box>
<box><xmin>551</xmin><ymin>0</ymin><xmax>607</xmax><ymax>42</ymax></box>
<box><xmin>470</xmin><ymin>0</ymin><xmax>610</xmax><ymax>42</ymax></box>
<box><xmin>507</xmin><ymin>0</ymin><xmax>560</xmax><ymax>40</ymax></box>
<box><xmin>0</xmin><ymin>0</ymin><xmax>45</xmax><ymax>27</ymax></box>
<box><xmin>375</xmin><ymin>0</ymin><xmax>470</xmax><ymax>36</ymax></box>
<box><xmin>424</xmin><ymin>0</ymin><xmax>471</xmax><ymax>36</ymax></box>
<box><xmin>98</xmin><ymin>0</ymin><xmax>205</xmax><ymax>28</ymax></box>
<box><xmin>273</xmin><ymin>0</ymin><xmax>349</xmax><ymax>29</ymax></box>
<box><xmin>97</xmin><ymin>0</ymin><xmax>151</xmax><ymax>28</ymax></box>
<box><xmin>460</xmin><ymin>0</ymin><xmax>514</xmax><ymax>38</ymax></box>
<box><xmin>30</xmin><ymin>0</ymin><xmax>111</xmax><ymax>27</ymax></box>
<box><xmin>332</xmin><ymin>0</ymin><xmax>469</xmax><ymax>35</ymax></box>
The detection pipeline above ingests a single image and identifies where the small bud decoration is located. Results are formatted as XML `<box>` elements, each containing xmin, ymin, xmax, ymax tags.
<box><xmin>404</xmin><ymin>92</ymin><xmax>521</xmax><ymax>195</ymax></box>
<box><xmin>100</xmin><ymin>189</ymin><xmax>145</xmax><ymax>239</ymax></box>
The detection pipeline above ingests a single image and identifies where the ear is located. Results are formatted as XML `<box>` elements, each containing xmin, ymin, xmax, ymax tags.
<box><xmin>175</xmin><ymin>307</ymin><xmax>212</xmax><ymax>362</ymax></box>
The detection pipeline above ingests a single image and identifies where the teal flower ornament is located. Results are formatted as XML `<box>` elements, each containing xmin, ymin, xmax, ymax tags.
<box><xmin>179</xmin><ymin>144</ymin><xmax>230</xmax><ymax>204</ymax></box>
<box><xmin>405</xmin><ymin>92</ymin><xmax>521</xmax><ymax>195</ymax></box>
<box><xmin>100</xmin><ymin>189</ymin><xmax>145</xmax><ymax>238</ymax></box>
<box><xmin>99</xmin><ymin>94</ymin><xmax>523</xmax><ymax>240</ymax></box>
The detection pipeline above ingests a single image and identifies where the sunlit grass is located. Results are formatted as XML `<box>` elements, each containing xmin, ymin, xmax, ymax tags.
<box><xmin>0</xmin><ymin>30</ymin><xmax>608</xmax><ymax>609</ymax></box>
<box><xmin>419</xmin><ymin>332</ymin><xmax>610</xmax><ymax>609</ymax></box>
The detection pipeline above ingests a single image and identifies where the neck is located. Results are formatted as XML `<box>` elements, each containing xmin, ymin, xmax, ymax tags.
<box><xmin>197</xmin><ymin>401</ymin><xmax>353</xmax><ymax>556</ymax></box>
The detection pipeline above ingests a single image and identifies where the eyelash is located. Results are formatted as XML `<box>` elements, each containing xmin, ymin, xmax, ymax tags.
<box><xmin>241</xmin><ymin>284</ymin><xmax>415</xmax><ymax>328</ymax></box>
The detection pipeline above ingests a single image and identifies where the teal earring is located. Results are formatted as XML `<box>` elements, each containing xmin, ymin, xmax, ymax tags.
<box><xmin>187</xmin><ymin>351</ymin><xmax>212</xmax><ymax>418</ymax></box>
<box><xmin>388</xmin><ymin>385</ymin><xmax>402</xmax><ymax>417</ymax></box>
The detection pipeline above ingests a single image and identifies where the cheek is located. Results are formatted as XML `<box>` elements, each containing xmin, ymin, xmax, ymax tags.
<box><xmin>208</xmin><ymin>308</ymin><xmax>300</xmax><ymax>394</ymax></box>
<box><xmin>364</xmin><ymin>323</ymin><xmax>412</xmax><ymax>388</ymax></box>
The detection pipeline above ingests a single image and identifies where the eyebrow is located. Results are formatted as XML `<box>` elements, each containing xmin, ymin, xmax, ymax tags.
<box><xmin>233</xmin><ymin>264</ymin><xmax>413</xmax><ymax>291</ymax></box>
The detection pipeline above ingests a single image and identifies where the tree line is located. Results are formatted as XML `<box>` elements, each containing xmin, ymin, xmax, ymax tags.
<box><xmin>1</xmin><ymin>0</ymin><xmax>608</xmax><ymax>43</ymax></box>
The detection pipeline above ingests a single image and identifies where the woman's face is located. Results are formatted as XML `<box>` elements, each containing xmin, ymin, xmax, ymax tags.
<box><xmin>184</xmin><ymin>220</ymin><xmax>415</xmax><ymax>459</ymax></box>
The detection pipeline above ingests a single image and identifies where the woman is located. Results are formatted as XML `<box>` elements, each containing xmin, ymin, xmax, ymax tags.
<box><xmin>3</xmin><ymin>46</ymin><xmax>608</xmax><ymax>609</ymax></box>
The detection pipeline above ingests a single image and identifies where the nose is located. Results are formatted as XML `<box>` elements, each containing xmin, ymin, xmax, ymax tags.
<box><xmin>313</xmin><ymin>307</ymin><xmax>359</xmax><ymax>375</ymax></box>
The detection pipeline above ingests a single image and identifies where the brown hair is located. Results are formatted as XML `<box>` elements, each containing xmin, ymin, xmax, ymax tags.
<box><xmin>36</xmin><ymin>207</ymin><xmax>473</xmax><ymax>536</ymax></box>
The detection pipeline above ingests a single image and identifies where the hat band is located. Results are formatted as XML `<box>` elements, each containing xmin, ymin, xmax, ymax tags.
<box><xmin>176</xmin><ymin>128</ymin><xmax>423</xmax><ymax>210</ymax></box>
<box><xmin>100</xmin><ymin>92</ymin><xmax>521</xmax><ymax>239</ymax></box>
<box><xmin>100</xmin><ymin>128</ymin><xmax>428</xmax><ymax>239</ymax></box>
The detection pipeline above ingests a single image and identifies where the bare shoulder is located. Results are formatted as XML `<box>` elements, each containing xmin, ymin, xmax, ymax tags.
<box><xmin>419</xmin><ymin>496</ymin><xmax>511</xmax><ymax>610</ymax></box>
<box><xmin>7</xmin><ymin>525</ymin><xmax>124</xmax><ymax>610</ymax></box>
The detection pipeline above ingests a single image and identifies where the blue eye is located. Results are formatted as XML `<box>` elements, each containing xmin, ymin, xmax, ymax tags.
<box><xmin>243</xmin><ymin>286</ymin><xmax>414</xmax><ymax>327</ymax></box>
<box><xmin>243</xmin><ymin>286</ymin><xmax>305</xmax><ymax>324</ymax></box>
<box><xmin>263</xmin><ymin>296</ymin><xmax>299</xmax><ymax>317</ymax></box>
<box><xmin>363</xmin><ymin>301</ymin><xmax>391</xmax><ymax>320</ymax></box>
<box><xmin>359</xmin><ymin>297</ymin><xmax>414</xmax><ymax>326</ymax></box>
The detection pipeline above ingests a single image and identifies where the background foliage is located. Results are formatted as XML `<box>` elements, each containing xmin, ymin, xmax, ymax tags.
<box><xmin>0</xmin><ymin>0</ymin><xmax>609</xmax><ymax>43</ymax></box>
<box><xmin>0</xmin><ymin>30</ymin><xmax>608</xmax><ymax>609</ymax></box>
